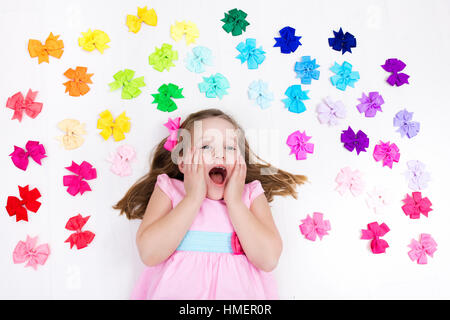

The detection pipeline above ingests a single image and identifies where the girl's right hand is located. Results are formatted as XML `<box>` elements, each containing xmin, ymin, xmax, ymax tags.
<box><xmin>183</xmin><ymin>147</ymin><xmax>206</xmax><ymax>204</ymax></box>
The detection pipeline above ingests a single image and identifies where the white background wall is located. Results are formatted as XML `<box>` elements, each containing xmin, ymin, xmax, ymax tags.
<box><xmin>1</xmin><ymin>0</ymin><xmax>450</xmax><ymax>299</ymax></box>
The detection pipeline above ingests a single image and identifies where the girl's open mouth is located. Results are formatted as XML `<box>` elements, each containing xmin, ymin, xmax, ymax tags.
<box><xmin>208</xmin><ymin>166</ymin><xmax>227</xmax><ymax>185</ymax></box>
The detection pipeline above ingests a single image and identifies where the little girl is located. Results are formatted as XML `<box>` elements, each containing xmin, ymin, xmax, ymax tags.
<box><xmin>114</xmin><ymin>108</ymin><xmax>307</xmax><ymax>299</ymax></box>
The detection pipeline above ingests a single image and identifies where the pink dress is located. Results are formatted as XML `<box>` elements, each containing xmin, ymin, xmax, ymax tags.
<box><xmin>130</xmin><ymin>173</ymin><xmax>278</xmax><ymax>300</ymax></box>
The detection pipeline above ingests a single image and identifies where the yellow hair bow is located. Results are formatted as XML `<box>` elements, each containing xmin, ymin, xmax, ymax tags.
<box><xmin>170</xmin><ymin>21</ymin><xmax>199</xmax><ymax>45</ymax></box>
<box><xmin>78</xmin><ymin>29</ymin><xmax>110</xmax><ymax>53</ymax></box>
<box><xmin>28</xmin><ymin>32</ymin><xmax>64</xmax><ymax>64</ymax></box>
<box><xmin>126</xmin><ymin>6</ymin><xmax>157</xmax><ymax>33</ymax></box>
<box><xmin>97</xmin><ymin>110</ymin><xmax>130</xmax><ymax>141</ymax></box>
<box><xmin>56</xmin><ymin>119</ymin><xmax>87</xmax><ymax>150</ymax></box>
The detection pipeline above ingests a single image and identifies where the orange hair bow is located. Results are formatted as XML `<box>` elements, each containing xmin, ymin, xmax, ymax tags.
<box><xmin>28</xmin><ymin>32</ymin><xmax>64</xmax><ymax>64</ymax></box>
<box><xmin>63</xmin><ymin>66</ymin><xmax>93</xmax><ymax>97</ymax></box>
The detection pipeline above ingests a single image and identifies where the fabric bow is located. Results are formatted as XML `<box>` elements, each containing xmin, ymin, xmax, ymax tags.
<box><xmin>107</xmin><ymin>145</ymin><xmax>136</xmax><ymax>177</ymax></box>
<box><xmin>10</xmin><ymin>141</ymin><xmax>46</xmax><ymax>171</ymax></box>
<box><xmin>381</xmin><ymin>58</ymin><xmax>409</xmax><ymax>87</ymax></box>
<box><xmin>365</xmin><ymin>186</ymin><xmax>391</xmax><ymax>214</ymax></box>
<box><xmin>335</xmin><ymin>167</ymin><xmax>364</xmax><ymax>196</ymax></box>
<box><xmin>408</xmin><ymin>234</ymin><xmax>437</xmax><ymax>265</ymax></box>
<box><xmin>126</xmin><ymin>6</ymin><xmax>157</xmax><ymax>33</ymax></box>
<box><xmin>6</xmin><ymin>185</ymin><xmax>41</xmax><ymax>222</ymax></box>
<box><xmin>361</xmin><ymin>222</ymin><xmax>390</xmax><ymax>254</ymax></box>
<box><xmin>97</xmin><ymin>110</ymin><xmax>131</xmax><ymax>141</ymax></box>
<box><xmin>236</xmin><ymin>38</ymin><xmax>266</xmax><ymax>69</ymax></box>
<box><xmin>316</xmin><ymin>97</ymin><xmax>346</xmax><ymax>126</ymax></box>
<box><xmin>248</xmin><ymin>80</ymin><xmax>274</xmax><ymax>110</ymax></box>
<box><xmin>401</xmin><ymin>192</ymin><xmax>432</xmax><ymax>219</ymax></box>
<box><xmin>56</xmin><ymin>119</ymin><xmax>87</xmax><ymax>150</ymax></box>
<box><xmin>274</xmin><ymin>26</ymin><xmax>302</xmax><ymax>54</ymax></box>
<box><xmin>185</xmin><ymin>46</ymin><xmax>213</xmax><ymax>73</ymax></box>
<box><xmin>404</xmin><ymin>160</ymin><xmax>430</xmax><ymax>191</ymax></box>
<box><xmin>109</xmin><ymin>69</ymin><xmax>145</xmax><ymax>99</ymax></box>
<box><xmin>393</xmin><ymin>109</ymin><xmax>420</xmax><ymax>139</ymax></box>
<box><xmin>63</xmin><ymin>161</ymin><xmax>97</xmax><ymax>196</ymax></box>
<box><xmin>152</xmin><ymin>83</ymin><xmax>184</xmax><ymax>112</ymax></box>
<box><xmin>6</xmin><ymin>89</ymin><xmax>43</xmax><ymax>122</ymax></box>
<box><xmin>330</xmin><ymin>61</ymin><xmax>360</xmax><ymax>91</ymax></box>
<box><xmin>299</xmin><ymin>212</ymin><xmax>331</xmax><ymax>241</ymax></box>
<box><xmin>328</xmin><ymin>28</ymin><xmax>357</xmax><ymax>54</ymax></box>
<box><xmin>282</xmin><ymin>85</ymin><xmax>310</xmax><ymax>114</ymax></box>
<box><xmin>28</xmin><ymin>32</ymin><xmax>64</xmax><ymax>64</ymax></box>
<box><xmin>221</xmin><ymin>8</ymin><xmax>250</xmax><ymax>36</ymax></box>
<box><xmin>78</xmin><ymin>29</ymin><xmax>110</xmax><ymax>53</ymax></box>
<box><xmin>171</xmin><ymin>21</ymin><xmax>199</xmax><ymax>45</ymax></box>
<box><xmin>163</xmin><ymin>117</ymin><xmax>181</xmax><ymax>151</ymax></box>
<box><xmin>356</xmin><ymin>92</ymin><xmax>384</xmax><ymax>118</ymax></box>
<box><xmin>198</xmin><ymin>73</ymin><xmax>230</xmax><ymax>99</ymax></box>
<box><xmin>65</xmin><ymin>214</ymin><xmax>95</xmax><ymax>249</ymax></box>
<box><xmin>13</xmin><ymin>235</ymin><xmax>50</xmax><ymax>270</ymax></box>
<box><xmin>286</xmin><ymin>130</ymin><xmax>314</xmax><ymax>160</ymax></box>
<box><xmin>341</xmin><ymin>126</ymin><xmax>369</xmax><ymax>155</ymax></box>
<box><xmin>63</xmin><ymin>66</ymin><xmax>93</xmax><ymax>97</ymax></box>
<box><xmin>231</xmin><ymin>231</ymin><xmax>244</xmax><ymax>255</ymax></box>
<box><xmin>373</xmin><ymin>141</ymin><xmax>400</xmax><ymax>168</ymax></box>
<box><xmin>149</xmin><ymin>43</ymin><xmax>178</xmax><ymax>72</ymax></box>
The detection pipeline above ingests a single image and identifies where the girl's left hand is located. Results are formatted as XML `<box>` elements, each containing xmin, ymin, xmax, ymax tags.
<box><xmin>224</xmin><ymin>152</ymin><xmax>247</xmax><ymax>205</ymax></box>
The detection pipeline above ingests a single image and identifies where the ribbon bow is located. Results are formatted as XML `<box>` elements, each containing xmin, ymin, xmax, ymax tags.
<box><xmin>299</xmin><ymin>212</ymin><xmax>331</xmax><ymax>241</ymax></box>
<box><xmin>286</xmin><ymin>130</ymin><xmax>314</xmax><ymax>160</ymax></box>
<box><xmin>373</xmin><ymin>141</ymin><xmax>400</xmax><ymax>169</ymax></box>
<box><xmin>56</xmin><ymin>119</ymin><xmax>87</xmax><ymax>150</ymax></box>
<box><xmin>6</xmin><ymin>185</ymin><xmax>41</xmax><ymax>222</ymax></box>
<box><xmin>107</xmin><ymin>145</ymin><xmax>136</xmax><ymax>177</ymax></box>
<box><xmin>63</xmin><ymin>161</ymin><xmax>97</xmax><ymax>196</ymax></box>
<box><xmin>408</xmin><ymin>234</ymin><xmax>437</xmax><ymax>264</ymax></box>
<box><xmin>63</xmin><ymin>66</ymin><xmax>93</xmax><ymax>97</ymax></box>
<box><xmin>149</xmin><ymin>43</ymin><xmax>178</xmax><ymax>72</ymax></box>
<box><xmin>231</xmin><ymin>231</ymin><xmax>244</xmax><ymax>255</ymax></box>
<box><xmin>6</xmin><ymin>89</ymin><xmax>43</xmax><ymax>122</ymax></box>
<box><xmin>13</xmin><ymin>235</ymin><xmax>50</xmax><ymax>270</ymax></box>
<box><xmin>28</xmin><ymin>32</ymin><xmax>64</xmax><ymax>64</ymax></box>
<box><xmin>163</xmin><ymin>117</ymin><xmax>181</xmax><ymax>151</ymax></box>
<box><xmin>401</xmin><ymin>192</ymin><xmax>432</xmax><ymax>219</ymax></box>
<box><xmin>78</xmin><ymin>29</ymin><xmax>110</xmax><ymax>53</ymax></box>
<box><xmin>97</xmin><ymin>110</ymin><xmax>131</xmax><ymax>141</ymax></box>
<box><xmin>65</xmin><ymin>214</ymin><xmax>95</xmax><ymax>250</ymax></box>
<box><xmin>108</xmin><ymin>69</ymin><xmax>146</xmax><ymax>99</ymax></box>
<box><xmin>126</xmin><ymin>6</ymin><xmax>157</xmax><ymax>33</ymax></box>
<box><xmin>335</xmin><ymin>167</ymin><xmax>364</xmax><ymax>196</ymax></box>
<box><xmin>361</xmin><ymin>222</ymin><xmax>390</xmax><ymax>254</ymax></box>
<box><xmin>10</xmin><ymin>140</ymin><xmax>47</xmax><ymax>171</ymax></box>
<box><xmin>170</xmin><ymin>21</ymin><xmax>199</xmax><ymax>45</ymax></box>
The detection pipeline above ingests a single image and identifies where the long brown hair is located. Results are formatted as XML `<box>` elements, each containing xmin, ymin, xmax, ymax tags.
<box><xmin>113</xmin><ymin>108</ymin><xmax>308</xmax><ymax>219</ymax></box>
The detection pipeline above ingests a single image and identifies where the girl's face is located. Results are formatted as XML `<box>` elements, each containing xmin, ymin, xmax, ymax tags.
<box><xmin>180</xmin><ymin>117</ymin><xmax>241</xmax><ymax>200</ymax></box>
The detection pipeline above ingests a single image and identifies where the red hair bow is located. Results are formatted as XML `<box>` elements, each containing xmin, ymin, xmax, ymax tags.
<box><xmin>6</xmin><ymin>185</ymin><xmax>42</xmax><ymax>222</ymax></box>
<box><xmin>65</xmin><ymin>214</ymin><xmax>95</xmax><ymax>249</ymax></box>
<box><xmin>6</xmin><ymin>89</ymin><xmax>43</xmax><ymax>122</ymax></box>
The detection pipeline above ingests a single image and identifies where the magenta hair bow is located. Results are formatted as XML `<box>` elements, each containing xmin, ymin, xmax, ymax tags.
<box><xmin>13</xmin><ymin>235</ymin><xmax>50</xmax><ymax>270</ymax></box>
<box><xmin>361</xmin><ymin>222</ymin><xmax>390</xmax><ymax>254</ymax></box>
<box><xmin>107</xmin><ymin>145</ymin><xmax>136</xmax><ymax>176</ymax></box>
<box><xmin>373</xmin><ymin>141</ymin><xmax>400</xmax><ymax>168</ymax></box>
<box><xmin>286</xmin><ymin>130</ymin><xmax>314</xmax><ymax>160</ymax></box>
<box><xmin>408</xmin><ymin>234</ymin><xmax>437</xmax><ymax>264</ymax></box>
<box><xmin>335</xmin><ymin>167</ymin><xmax>364</xmax><ymax>196</ymax></box>
<box><xmin>6</xmin><ymin>89</ymin><xmax>43</xmax><ymax>122</ymax></box>
<box><xmin>401</xmin><ymin>192</ymin><xmax>432</xmax><ymax>219</ymax></box>
<box><xmin>9</xmin><ymin>140</ymin><xmax>47</xmax><ymax>171</ymax></box>
<box><xmin>163</xmin><ymin>117</ymin><xmax>181</xmax><ymax>151</ymax></box>
<box><xmin>63</xmin><ymin>161</ymin><xmax>97</xmax><ymax>196</ymax></box>
<box><xmin>299</xmin><ymin>212</ymin><xmax>331</xmax><ymax>241</ymax></box>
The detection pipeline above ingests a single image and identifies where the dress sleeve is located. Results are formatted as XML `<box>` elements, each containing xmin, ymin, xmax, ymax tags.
<box><xmin>155</xmin><ymin>173</ymin><xmax>174</xmax><ymax>201</ymax></box>
<box><xmin>247</xmin><ymin>180</ymin><xmax>265</xmax><ymax>204</ymax></box>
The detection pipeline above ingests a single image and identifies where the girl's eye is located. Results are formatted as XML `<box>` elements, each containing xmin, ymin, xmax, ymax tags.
<box><xmin>225</xmin><ymin>146</ymin><xmax>236</xmax><ymax>151</ymax></box>
<box><xmin>201</xmin><ymin>145</ymin><xmax>211</xmax><ymax>150</ymax></box>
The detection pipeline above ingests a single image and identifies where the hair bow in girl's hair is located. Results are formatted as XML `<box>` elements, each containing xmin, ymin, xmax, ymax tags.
<box><xmin>408</xmin><ymin>234</ymin><xmax>437</xmax><ymax>265</ymax></box>
<box><xmin>107</xmin><ymin>145</ymin><xmax>136</xmax><ymax>177</ymax></box>
<box><xmin>6</xmin><ymin>185</ymin><xmax>41</xmax><ymax>222</ymax></box>
<box><xmin>63</xmin><ymin>161</ymin><xmax>97</xmax><ymax>196</ymax></box>
<box><xmin>163</xmin><ymin>117</ymin><xmax>181</xmax><ymax>151</ymax></box>
<box><xmin>28</xmin><ymin>32</ymin><xmax>64</xmax><ymax>64</ymax></box>
<box><xmin>361</xmin><ymin>222</ymin><xmax>390</xmax><ymax>254</ymax></box>
<box><xmin>97</xmin><ymin>110</ymin><xmax>131</xmax><ymax>141</ymax></box>
<box><xmin>63</xmin><ymin>66</ymin><xmax>93</xmax><ymax>97</ymax></box>
<box><xmin>126</xmin><ymin>6</ymin><xmax>157</xmax><ymax>33</ymax></box>
<box><xmin>13</xmin><ymin>235</ymin><xmax>50</xmax><ymax>270</ymax></box>
<box><xmin>65</xmin><ymin>214</ymin><xmax>95</xmax><ymax>249</ymax></box>
<box><xmin>56</xmin><ymin>119</ymin><xmax>87</xmax><ymax>150</ymax></box>
<box><xmin>171</xmin><ymin>21</ymin><xmax>199</xmax><ymax>45</ymax></box>
<box><xmin>6</xmin><ymin>89</ymin><xmax>43</xmax><ymax>122</ymax></box>
<box><xmin>9</xmin><ymin>141</ymin><xmax>47</xmax><ymax>171</ymax></box>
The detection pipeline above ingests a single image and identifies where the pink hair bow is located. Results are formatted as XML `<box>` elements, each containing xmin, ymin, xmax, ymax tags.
<box><xmin>65</xmin><ymin>214</ymin><xmax>95</xmax><ymax>249</ymax></box>
<box><xmin>286</xmin><ymin>130</ymin><xmax>314</xmax><ymax>160</ymax></box>
<box><xmin>63</xmin><ymin>161</ymin><xmax>97</xmax><ymax>196</ymax></box>
<box><xmin>107</xmin><ymin>145</ymin><xmax>136</xmax><ymax>176</ymax></box>
<box><xmin>9</xmin><ymin>140</ymin><xmax>47</xmax><ymax>171</ymax></box>
<box><xmin>335</xmin><ymin>167</ymin><xmax>364</xmax><ymax>196</ymax></box>
<box><xmin>408</xmin><ymin>233</ymin><xmax>437</xmax><ymax>264</ymax></box>
<box><xmin>163</xmin><ymin>117</ymin><xmax>181</xmax><ymax>151</ymax></box>
<box><xmin>231</xmin><ymin>231</ymin><xmax>244</xmax><ymax>255</ymax></box>
<box><xmin>373</xmin><ymin>141</ymin><xmax>400</xmax><ymax>168</ymax></box>
<box><xmin>13</xmin><ymin>235</ymin><xmax>50</xmax><ymax>270</ymax></box>
<box><xmin>361</xmin><ymin>222</ymin><xmax>390</xmax><ymax>254</ymax></box>
<box><xmin>6</xmin><ymin>89</ymin><xmax>43</xmax><ymax>122</ymax></box>
<box><xmin>401</xmin><ymin>192</ymin><xmax>432</xmax><ymax>219</ymax></box>
<box><xmin>299</xmin><ymin>212</ymin><xmax>331</xmax><ymax>241</ymax></box>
